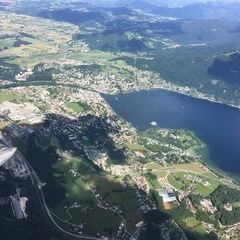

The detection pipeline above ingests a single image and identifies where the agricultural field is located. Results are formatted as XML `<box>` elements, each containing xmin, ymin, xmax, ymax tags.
<box><xmin>0</xmin><ymin>91</ymin><xmax>23</xmax><ymax>103</ymax></box>
<box><xmin>0</xmin><ymin>11</ymin><xmax>78</xmax><ymax>68</ymax></box>
<box><xmin>169</xmin><ymin>162</ymin><xmax>206</xmax><ymax>173</ymax></box>
<box><xmin>169</xmin><ymin>171</ymin><xmax>220</xmax><ymax>196</ymax></box>
<box><xmin>67</xmin><ymin>102</ymin><xmax>91</xmax><ymax>113</ymax></box>
<box><xmin>145</xmin><ymin>172</ymin><xmax>161</xmax><ymax>190</ymax></box>
<box><xmin>185</xmin><ymin>217</ymin><xmax>200</xmax><ymax>228</ymax></box>
<box><xmin>145</xmin><ymin>161</ymin><xmax>221</xmax><ymax>196</ymax></box>
<box><xmin>50</xmin><ymin>154</ymin><xmax>143</xmax><ymax>236</ymax></box>
<box><xmin>106</xmin><ymin>190</ymin><xmax>143</xmax><ymax>233</ymax></box>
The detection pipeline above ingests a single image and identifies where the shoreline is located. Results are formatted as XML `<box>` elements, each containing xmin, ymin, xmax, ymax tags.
<box><xmin>103</xmin><ymin>91</ymin><xmax>240</xmax><ymax>186</ymax></box>
<box><xmin>1</xmin><ymin>84</ymin><xmax>240</xmax><ymax>185</ymax></box>
<box><xmin>108</xmin><ymin>86</ymin><xmax>240</xmax><ymax>111</ymax></box>
<box><xmin>189</xmin><ymin>137</ymin><xmax>240</xmax><ymax>184</ymax></box>
<box><xmin>1</xmin><ymin>78</ymin><xmax>240</xmax><ymax>111</ymax></box>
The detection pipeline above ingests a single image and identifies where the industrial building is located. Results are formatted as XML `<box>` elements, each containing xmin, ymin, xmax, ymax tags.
<box><xmin>10</xmin><ymin>189</ymin><xmax>28</xmax><ymax>219</ymax></box>
<box><xmin>159</xmin><ymin>190</ymin><xmax>178</xmax><ymax>209</ymax></box>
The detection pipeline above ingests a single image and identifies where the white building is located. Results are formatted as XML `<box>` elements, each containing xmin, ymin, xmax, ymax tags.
<box><xmin>159</xmin><ymin>190</ymin><xmax>177</xmax><ymax>203</ymax></box>
<box><xmin>10</xmin><ymin>189</ymin><xmax>28</xmax><ymax>219</ymax></box>
<box><xmin>200</xmin><ymin>199</ymin><xmax>217</xmax><ymax>213</ymax></box>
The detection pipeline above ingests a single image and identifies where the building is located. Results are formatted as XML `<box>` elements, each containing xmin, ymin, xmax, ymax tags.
<box><xmin>135</xmin><ymin>221</ymin><xmax>144</xmax><ymax>228</ymax></box>
<box><xmin>0</xmin><ymin>147</ymin><xmax>17</xmax><ymax>167</ymax></box>
<box><xmin>4</xmin><ymin>155</ymin><xmax>29</xmax><ymax>179</ymax></box>
<box><xmin>110</xmin><ymin>165</ymin><xmax>130</xmax><ymax>176</ymax></box>
<box><xmin>159</xmin><ymin>190</ymin><xmax>178</xmax><ymax>209</ymax></box>
<box><xmin>158</xmin><ymin>190</ymin><xmax>178</xmax><ymax>210</ymax></box>
<box><xmin>163</xmin><ymin>202</ymin><xmax>171</xmax><ymax>210</ymax></box>
<box><xmin>10</xmin><ymin>189</ymin><xmax>28</xmax><ymax>219</ymax></box>
<box><xmin>200</xmin><ymin>199</ymin><xmax>217</xmax><ymax>214</ymax></box>
<box><xmin>159</xmin><ymin>190</ymin><xmax>177</xmax><ymax>203</ymax></box>
<box><xmin>223</xmin><ymin>203</ymin><xmax>233</xmax><ymax>212</ymax></box>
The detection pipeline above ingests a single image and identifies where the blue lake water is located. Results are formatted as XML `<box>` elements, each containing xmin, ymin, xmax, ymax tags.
<box><xmin>103</xmin><ymin>89</ymin><xmax>240</xmax><ymax>176</ymax></box>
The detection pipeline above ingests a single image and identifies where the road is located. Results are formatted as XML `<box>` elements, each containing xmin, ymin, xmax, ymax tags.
<box><xmin>3</xmin><ymin>131</ymin><xmax>104</xmax><ymax>240</ymax></box>
<box><xmin>22</xmin><ymin>153</ymin><xmax>104</xmax><ymax>240</ymax></box>
<box><xmin>3</xmin><ymin>132</ymin><xmax>141</xmax><ymax>240</ymax></box>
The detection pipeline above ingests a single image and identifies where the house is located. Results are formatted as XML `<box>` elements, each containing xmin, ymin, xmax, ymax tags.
<box><xmin>200</xmin><ymin>199</ymin><xmax>217</xmax><ymax>214</ymax></box>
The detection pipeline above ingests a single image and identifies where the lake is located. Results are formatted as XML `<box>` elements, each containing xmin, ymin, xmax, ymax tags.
<box><xmin>103</xmin><ymin>89</ymin><xmax>240</xmax><ymax>176</ymax></box>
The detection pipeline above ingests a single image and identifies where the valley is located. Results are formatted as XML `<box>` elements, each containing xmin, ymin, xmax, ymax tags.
<box><xmin>1</xmin><ymin>1</ymin><xmax>240</xmax><ymax>240</ymax></box>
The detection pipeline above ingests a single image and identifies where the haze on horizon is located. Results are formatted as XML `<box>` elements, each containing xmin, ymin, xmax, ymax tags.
<box><xmin>65</xmin><ymin>0</ymin><xmax>240</xmax><ymax>7</ymax></box>
<box><xmin>18</xmin><ymin>0</ymin><xmax>240</xmax><ymax>7</ymax></box>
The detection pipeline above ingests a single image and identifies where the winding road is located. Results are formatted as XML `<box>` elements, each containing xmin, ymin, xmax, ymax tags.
<box><xmin>22</xmin><ymin>153</ymin><xmax>105</xmax><ymax>240</ymax></box>
<box><xmin>2</xmin><ymin>131</ymin><xmax>140</xmax><ymax>240</ymax></box>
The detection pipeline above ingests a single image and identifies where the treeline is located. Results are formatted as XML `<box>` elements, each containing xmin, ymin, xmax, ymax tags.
<box><xmin>189</xmin><ymin>186</ymin><xmax>240</xmax><ymax>225</ymax></box>
<box><xmin>0</xmin><ymin>58</ymin><xmax>20</xmax><ymax>80</ymax></box>
<box><xmin>27</xmin><ymin>63</ymin><xmax>54</xmax><ymax>82</ymax></box>
<box><xmin>219</xmin><ymin>208</ymin><xmax>240</xmax><ymax>226</ymax></box>
<box><xmin>210</xmin><ymin>185</ymin><xmax>240</xmax><ymax>207</ymax></box>
<box><xmin>211</xmin><ymin>185</ymin><xmax>240</xmax><ymax>225</ymax></box>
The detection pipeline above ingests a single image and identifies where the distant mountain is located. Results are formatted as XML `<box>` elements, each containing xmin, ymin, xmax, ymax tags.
<box><xmin>128</xmin><ymin>0</ymin><xmax>158</xmax><ymax>11</ymax></box>
<box><xmin>72</xmin><ymin>0</ymin><xmax>135</xmax><ymax>7</ymax></box>
<box><xmin>129</xmin><ymin>1</ymin><xmax>240</xmax><ymax>20</ymax></box>
<box><xmin>38</xmin><ymin>8</ymin><xmax>108</xmax><ymax>24</ymax></box>
<box><xmin>99</xmin><ymin>6</ymin><xmax>133</xmax><ymax>15</ymax></box>
<box><xmin>146</xmin><ymin>0</ymin><xmax>240</xmax><ymax>7</ymax></box>
<box><xmin>11</xmin><ymin>0</ymin><xmax>240</xmax><ymax>7</ymax></box>
<box><xmin>7</xmin><ymin>0</ymin><xmax>240</xmax><ymax>21</ymax></box>
<box><xmin>63</xmin><ymin>0</ymin><xmax>240</xmax><ymax>8</ymax></box>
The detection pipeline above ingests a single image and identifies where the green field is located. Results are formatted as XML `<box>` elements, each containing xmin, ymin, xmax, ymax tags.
<box><xmin>67</xmin><ymin>102</ymin><xmax>91</xmax><ymax>113</ymax></box>
<box><xmin>52</xmin><ymin>205</ymin><xmax>122</xmax><ymax>237</ymax></box>
<box><xmin>106</xmin><ymin>190</ymin><xmax>142</xmax><ymax>233</ymax></box>
<box><xmin>0</xmin><ymin>92</ymin><xmax>23</xmax><ymax>103</ymax></box>
<box><xmin>192</xmin><ymin>224</ymin><xmax>207</xmax><ymax>233</ymax></box>
<box><xmin>232</xmin><ymin>202</ymin><xmax>240</xmax><ymax>208</ymax></box>
<box><xmin>145</xmin><ymin>173</ymin><xmax>161</xmax><ymax>189</ymax></box>
<box><xmin>69</xmin><ymin>206</ymin><xmax>122</xmax><ymax>236</ymax></box>
<box><xmin>52</xmin><ymin>161</ymin><xmax>141</xmax><ymax>235</ymax></box>
<box><xmin>195</xmin><ymin>181</ymin><xmax>219</xmax><ymax>196</ymax></box>
<box><xmin>167</xmin><ymin>175</ymin><xmax>183</xmax><ymax>190</ymax></box>
<box><xmin>185</xmin><ymin>217</ymin><xmax>200</xmax><ymax>228</ymax></box>
<box><xmin>145</xmin><ymin>162</ymin><xmax>163</xmax><ymax>170</ymax></box>
<box><xmin>168</xmin><ymin>171</ymin><xmax>220</xmax><ymax>196</ymax></box>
